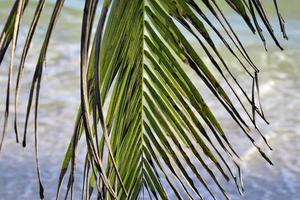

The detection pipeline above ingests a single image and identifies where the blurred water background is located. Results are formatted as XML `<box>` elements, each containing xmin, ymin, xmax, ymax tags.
<box><xmin>0</xmin><ymin>0</ymin><xmax>299</xmax><ymax>199</ymax></box>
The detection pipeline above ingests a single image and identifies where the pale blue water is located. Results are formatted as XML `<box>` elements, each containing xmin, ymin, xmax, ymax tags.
<box><xmin>0</xmin><ymin>1</ymin><xmax>299</xmax><ymax>200</ymax></box>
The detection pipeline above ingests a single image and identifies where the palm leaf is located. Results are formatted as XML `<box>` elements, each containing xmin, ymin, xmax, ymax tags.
<box><xmin>0</xmin><ymin>0</ymin><xmax>287</xmax><ymax>199</ymax></box>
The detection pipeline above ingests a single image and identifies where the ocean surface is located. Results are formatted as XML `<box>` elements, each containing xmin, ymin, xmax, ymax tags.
<box><xmin>0</xmin><ymin>1</ymin><xmax>299</xmax><ymax>199</ymax></box>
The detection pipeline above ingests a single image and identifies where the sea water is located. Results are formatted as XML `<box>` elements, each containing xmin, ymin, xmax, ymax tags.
<box><xmin>0</xmin><ymin>1</ymin><xmax>299</xmax><ymax>199</ymax></box>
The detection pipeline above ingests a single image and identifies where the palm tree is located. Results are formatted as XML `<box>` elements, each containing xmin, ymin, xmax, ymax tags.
<box><xmin>0</xmin><ymin>0</ymin><xmax>287</xmax><ymax>199</ymax></box>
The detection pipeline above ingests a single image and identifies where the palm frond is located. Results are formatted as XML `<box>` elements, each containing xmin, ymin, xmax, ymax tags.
<box><xmin>0</xmin><ymin>0</ymin><xmax>287</xmax><ymax>199</ymax></box>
